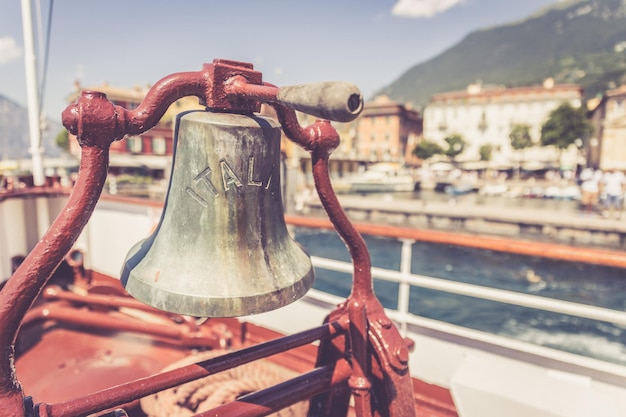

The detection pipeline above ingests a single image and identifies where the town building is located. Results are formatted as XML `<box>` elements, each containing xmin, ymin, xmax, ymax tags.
<box><xmin>354</xmin><ymin>96</ymin><xmax>422</xmax><ymax>166</ymax></box>
<box><xmin>66</xmin><ymin>82</ymin><xmax>204</xmax><ymax>180</ymax></box>
<box><xmin>286</xmin><ymin>97</ymin><xmax>422</xmax><ymax>192</ymax></box>
<box><xmin>590</xmin><ymin>85</ymin><xmax>626</xmax><ymax>170</ymax></box>
<box><xmin>64</xmin><ymin>84</ymin><xmax>426</xmax><ymax>199</ymax></box>
<box><xmin>289</xmin><ymin>111</ymin><xmax>362</xmax><ymax>184</ymax></box>
<box><xmin>422</xmin><ymin>79</ymin><xmax>583</xmax><ymax>170</ymax></box>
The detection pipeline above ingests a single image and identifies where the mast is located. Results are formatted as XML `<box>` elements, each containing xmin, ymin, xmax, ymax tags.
<box><xmin>21</xmin><ymin>0</ymin><xmax>50</xmax><ymax>237</ymax></box>
<box><xmin>20</xmin><ymin>0</ymin><xmax>45</xmax><ymax>186</ymax></box>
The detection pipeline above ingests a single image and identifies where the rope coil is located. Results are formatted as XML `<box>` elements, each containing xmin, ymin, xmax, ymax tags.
<box><xmin>140</xmin><ymin>350</ymin><xmax>309</xmax><ymax>417</ymax></box>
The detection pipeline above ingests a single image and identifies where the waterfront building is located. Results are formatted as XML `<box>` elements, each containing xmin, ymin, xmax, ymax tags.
<box><xmin>593</xmin><ymin>84</ymin><xmax>626</xmax><ymax>170</ymax></box>
<box><xmin>66</xmin><ymin>82</ymin><xmax>204</xmax><ymax>180</ymax></box>
<box><xmin>295</xmin><ymin>96</ymin><xmax>422</xmax><ymax>192</ymax></box>
<box><xmin>422</xmin><ymin>79</ymin><xmax>583</xmax><ymax>170</ymax></box>
<box><xmin>354</xmin><ymin>95</ymin><xmax>422</xmax><ymax>166</ymax></box>
<box><xmin>587</xmin><ymin>96</ymin><xmax>605</xmax><ymax>170</ymax></box>
<box><xmin>291</xmin><ymin>111</ymin><xmax>364</xmax><ymax>183</ymax></box>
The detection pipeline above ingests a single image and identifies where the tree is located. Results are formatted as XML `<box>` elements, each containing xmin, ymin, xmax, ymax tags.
<box><xmin>412</xmin><ymin>140</ymin><xmax>443</xmax><ymax>160</ymax></box>
<box><xmin>55</xmin><ymin>129</ymin><xmax>69</xmax><ymax>151</ymax></box>
<box><xmin>540</xmin><ymin>102</ymin><xmax>593</xmax><ymax>151</ymax></box>
<box><xmin>509</xmin><ymin>124</ymin><xmax>532</xmax><ymax>152</ymax></box>
<box><xmin>509</xmin><ymin>124</ymin><xmax>532</xmax><ymax>177</ymax></box>
<box><xmin>444</xmin><ymin>134</ymin><xmax>465</xmax><ymax>161</ymax></box>
<box><xmin>479</xmin><ymin>143</ymin><xmax>493</xmax><ymax>162</ymax></box>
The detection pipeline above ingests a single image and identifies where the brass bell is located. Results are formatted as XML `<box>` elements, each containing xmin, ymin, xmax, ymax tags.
<box><xmin>120</xmin><ymin>110</ymin><xmax>314</xmax><ymax>317</ymax></box>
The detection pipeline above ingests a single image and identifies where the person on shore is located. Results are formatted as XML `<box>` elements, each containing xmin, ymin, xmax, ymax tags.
<box><xmin>601</xmin><ymin>168</ymin><xmax>626</xmax><ymax>219</ymax></box>
<box><xmin>579</xmin><ymin>167</ymin><xmax>601</xmax><ymax>215</ymax></box>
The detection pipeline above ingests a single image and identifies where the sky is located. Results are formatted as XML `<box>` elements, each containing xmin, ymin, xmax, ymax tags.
<box><xmin>0</xmin><ymin>0</ymin><xmax>561</xmax><ymax>123</ymax></box>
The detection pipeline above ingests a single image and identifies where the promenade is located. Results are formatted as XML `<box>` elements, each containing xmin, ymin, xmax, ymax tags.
<box><xmin>302</xmin><ymin>192</ymin><xmax>626</xmax><ymax>250</ymax></box>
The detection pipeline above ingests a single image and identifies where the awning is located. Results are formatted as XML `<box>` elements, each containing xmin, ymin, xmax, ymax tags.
<box><xmin>459</xmin><ymin>161</ymin><xmax>488</xmax><ymax>170</ymax></box>
<box><xmin>429</xmin><ymin>161</ymin><xmax>455</xmax><ymax>172</ymax></box>
<box><xmin>521</xmin><ymin>161</ymin><xmax>556</xmax><ymax>171</ymax></box>
<box><xmin>109</xmin><ymin>153</ymin><xmax>170</xmax><ymax>170</ymax></box>
<box><xmin>487</xmin><ymin>162</ymin><xmax>515</xmax><ymax>170</ymax></box>
<box><xmin>0</xmin><ymin>157</ymin><xmax>79</xmax><ymax>172</ymax></box>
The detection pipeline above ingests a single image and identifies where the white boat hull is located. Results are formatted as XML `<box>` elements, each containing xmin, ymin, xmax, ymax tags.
<box><xmin>349</xmin><ymin>181</ymin><xmax>416</xmax><ymax>193</ymax></box>
<box><xmin>348</xmin><ymin>163</ymin><xmax>417</xmax><ymax>193</ymax></box>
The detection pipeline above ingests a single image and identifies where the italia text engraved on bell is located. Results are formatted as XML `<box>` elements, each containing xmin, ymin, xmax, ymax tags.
<box><xmin>185</xmin><ymin>167</ymin><xmax>218</xmax><ymax>207</ymax></box>
<box><xmin>247</xmin><ymin>156</ymin><xmax>262</xmax><ymax>187</ymax></box>
<box><xmin>195</xmin><ymin>167</ymin><xmax>219</xmax><ymax>195</ymax></box>
<box><xmin>220</xmin><ymin>159</ymin><xmax>243</xmax><ymax>191</ymax></box>
<box><xmin>186</xmin><ymin>187</ymin><xmax>209</xmax><ymax>208</ymax></box>
<box><xmin>185</xmin><ymin>156</ymin><xmax>274</xmax><ymax>206</ymax></box>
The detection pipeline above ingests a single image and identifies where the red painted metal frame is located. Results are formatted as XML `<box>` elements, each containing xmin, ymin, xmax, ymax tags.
<box><xmin>0</xmin><ymin>59</ymin><xmax>416</xmax><ymax>417</ymax></box>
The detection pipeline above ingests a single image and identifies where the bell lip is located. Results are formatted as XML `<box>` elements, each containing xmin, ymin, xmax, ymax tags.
<box><xmin>123</xmin><ymin>268</ymin><xmax>315</xmax><ymax>318</ymax></box>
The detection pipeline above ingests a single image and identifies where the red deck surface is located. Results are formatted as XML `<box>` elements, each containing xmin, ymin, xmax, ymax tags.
<box><xmin>15</xmin><ymin>273</ymin><xmax>458</xmax><ymax>417</ymax></box>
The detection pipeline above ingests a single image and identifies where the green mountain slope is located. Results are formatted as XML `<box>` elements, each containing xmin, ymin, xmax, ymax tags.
<box><xmin>380</xmin><ymin>0</ymin><xmax>626</xmax><ymax>108</ymax></box>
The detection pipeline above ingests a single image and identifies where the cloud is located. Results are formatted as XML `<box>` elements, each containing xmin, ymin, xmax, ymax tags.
<box><xmin>392</xmin><ymin>0</ymin><xmax>465</xmax><ymax>18</ymax></box>
<box><xmin>0</xmin><ymin>37</ymin><xmax>22</xmax><ymax>65</ymax></box>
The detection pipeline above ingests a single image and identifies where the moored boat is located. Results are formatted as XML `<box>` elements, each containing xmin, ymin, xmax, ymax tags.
<box><xmin>444</xmin><ymin>182</ymin><xmax>475</xmax><ymax>196</ymax></box>
<box><xmin>348</xmin><ymin>162</ymin><xmax>418</xmax><ymax>193</ymax></box>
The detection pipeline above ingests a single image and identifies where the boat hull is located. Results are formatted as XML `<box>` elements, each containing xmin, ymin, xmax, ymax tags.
<box><xmin>349</xmin><ymin>181</ymin><xmax>416</xmax><ymax>193</ymax></box>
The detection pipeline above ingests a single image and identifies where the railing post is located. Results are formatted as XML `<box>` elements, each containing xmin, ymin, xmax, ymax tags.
<box><xmin>398</xmin><ymin>239</ymin><xmax>414</xmax><ymax>336</ymax></box>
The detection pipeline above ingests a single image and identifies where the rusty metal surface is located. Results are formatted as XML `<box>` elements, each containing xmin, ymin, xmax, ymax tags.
<box><xmin>39</xmin><ymin>323</ymin><xmax>340</xmax><ymax>417</ymax></box>
<box><xmin>0</xmin><ymin>145</ymin><xmax>110</xmax><ymax>414</ymax></box>
<box><xmin>16</xmin><ymin>320</ymin><xmax>189</xmax><ymax>407</ymax></box>
<box><xmin>0</xmin><ymin>59</ymin><xmax>419</xmax><ymax>417</ymax></box>
<box><xmin>194</xmin><ymin>359</ymin><xmax>353</xmax><ymax>417</ymax></box>
<box><xmin>271</xmin><ymin>103</ymin><xmax>417</xmax><ymax>416</ymax></box>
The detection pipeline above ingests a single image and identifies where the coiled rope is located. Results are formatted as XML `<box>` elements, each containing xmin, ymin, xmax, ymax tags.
<box><xmin>140</xmin><ymin>350</ymin><xmax>309</xmax><ymax>417</ymax></box>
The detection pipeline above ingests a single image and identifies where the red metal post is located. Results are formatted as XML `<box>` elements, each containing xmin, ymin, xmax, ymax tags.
<box><xmin>272</xmin><ymin>104</ymin><xmax>416</xmax><ymax>416</ymax></box>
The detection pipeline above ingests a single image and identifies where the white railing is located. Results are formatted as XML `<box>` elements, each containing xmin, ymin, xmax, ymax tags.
<box><xmin>91</xmin><ymin>196</ymin><xmax>626</xmax><ymax>330</ymax></box>
<box><xmin>307</xmin><ymin>239</ymin><xmax>626</xmax><ymax>331</ymax></box>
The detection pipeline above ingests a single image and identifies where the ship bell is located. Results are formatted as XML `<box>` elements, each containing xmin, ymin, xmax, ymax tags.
<box><xmin>121</xmin><ymin>110</ymin><xmax>314</xmax><ymax>317</ymax></box>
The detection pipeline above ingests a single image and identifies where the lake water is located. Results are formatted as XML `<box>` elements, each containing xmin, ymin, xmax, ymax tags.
<box><xmin>294</xmin><ymin>222</ymin><xmax>626</xmax><ymax>366</ymax></box>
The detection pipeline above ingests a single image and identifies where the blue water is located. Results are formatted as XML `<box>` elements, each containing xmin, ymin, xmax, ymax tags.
<box><xmin>294</xmin><ymin>228</ymin><xmax>626</xmax><ymax>366</ymax></box>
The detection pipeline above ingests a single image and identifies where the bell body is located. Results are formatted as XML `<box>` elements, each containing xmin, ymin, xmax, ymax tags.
<box><xmin>121</xmin><ymin>111</ymin><xmax>314</xmax><ymax>317</ymax></box>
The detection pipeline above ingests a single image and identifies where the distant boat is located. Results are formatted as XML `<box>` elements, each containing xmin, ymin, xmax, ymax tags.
<box><xmin>348</xmin><ymin>163</ymin><xmax>417</xmax><ymax>193</ymax></box>
<box><xmin>479</xmin><ymin>183</ymin><xmax>508</xmax><ymax>196</ymax></box>
<box><xmin>544</xmin><ymin>185</ymin><xmax>581</xmax><ymax>200</ymax></box>
<box><xmin>444</xmin><ymin>182</ymin><xmax>475</xmax><ymax>196</ymax></box>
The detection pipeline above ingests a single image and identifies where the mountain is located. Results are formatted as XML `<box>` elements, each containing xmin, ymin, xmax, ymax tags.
<box><xmin>0</xmin><ymin>94</ymin><xmax>62</xmax><ymax>160</ymax></box>
<box><xmin>379</xmin><ymin>0</ymin><xmax>626</xmax><ymax>108</ymax></box>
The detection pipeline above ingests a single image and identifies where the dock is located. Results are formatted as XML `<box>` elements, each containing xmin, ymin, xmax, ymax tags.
<box><xmin>302</xmin><ymin>195</ymin><xmax>626</xmax><ymax>249</ymax></box>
